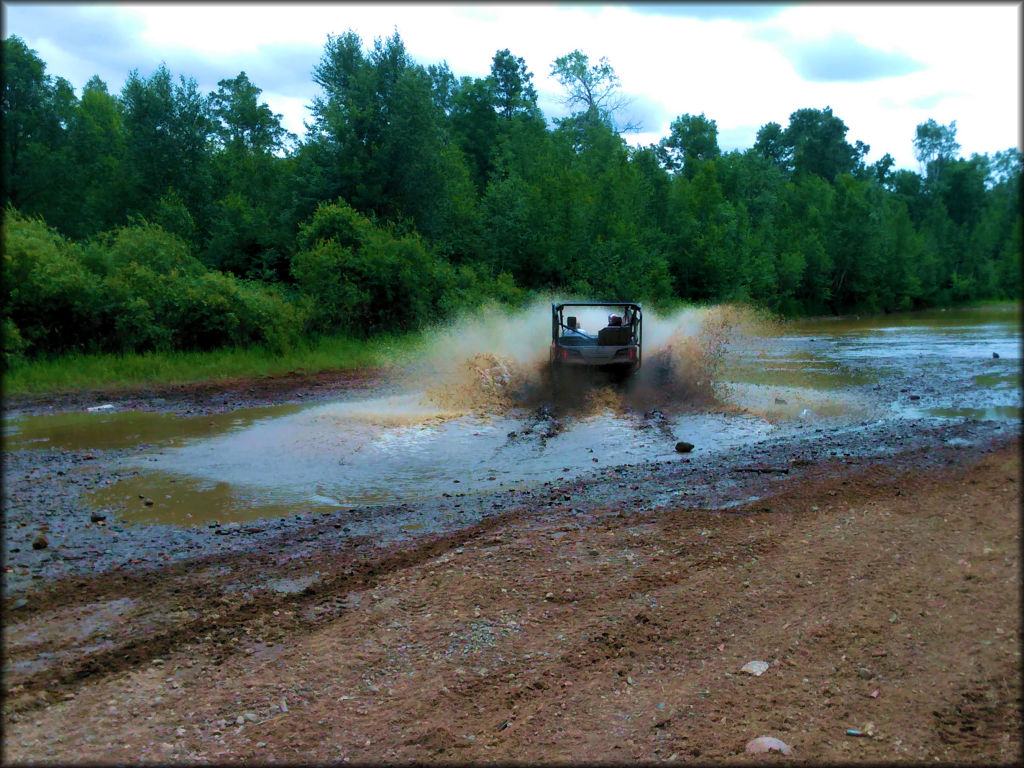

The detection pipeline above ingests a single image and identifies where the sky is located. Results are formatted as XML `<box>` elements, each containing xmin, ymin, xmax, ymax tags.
<box><xmin>3</xmin><ymin>1</ymin><xmax>1020</xmax><ymax>170</ymax></box>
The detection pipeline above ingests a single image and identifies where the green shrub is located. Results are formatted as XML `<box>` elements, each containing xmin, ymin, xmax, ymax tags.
<box><xmin>3</xmin><ymin>208</ymin><xmax>104</xmax><ymax>354</ymax></box>
<box><xmin>291</xmin><ymin>200</ymin><xmax>454</xmax><ymax>334</ymax></box>
<box><xmin>4</xmin><ymin>209</ymin><xmax>305</xmax><ymax>358</ymax></box>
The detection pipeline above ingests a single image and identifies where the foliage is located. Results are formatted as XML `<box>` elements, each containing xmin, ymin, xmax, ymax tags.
<box><xmin>1</xmin><ymin>30</ymin><xmax>1021</xmax><ymax>368</ymax></box>
<box><xmin>2</xmin><ymin>209</ymin><xmax>303</xmax><ymax>362</ymax></box>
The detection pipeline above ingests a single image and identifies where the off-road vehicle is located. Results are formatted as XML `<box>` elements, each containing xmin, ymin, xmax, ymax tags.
<box><xmin>549</xmin><ymin>302</ymin><xmax>642</xmax><ymax>388</ymax></box>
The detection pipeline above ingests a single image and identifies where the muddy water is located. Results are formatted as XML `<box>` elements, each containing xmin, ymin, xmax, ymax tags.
<box><xmin>2</xmin><ymin>404</ymin><xmax>302</xmax><ymax>452</ymax></box>
<box><xmin>731</xmin><ymin>304</ymin><xmax>1021</xmax><ymax>420</ymax></box>
<box><xmin>87</xmin><ymin>396</ymin><xmax>777</xmax><ymax>526</ymax></box>
<box><xmin>7</xmin><ymin>304</ymin><xmax>1019</xmax><ymax>527</ymax></box>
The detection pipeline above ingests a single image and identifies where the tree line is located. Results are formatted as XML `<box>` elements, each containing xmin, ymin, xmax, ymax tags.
<box><xmin>3</xmin><ymin>31</ymin><xmax>1020</xmax><ymax>363</ymax></box>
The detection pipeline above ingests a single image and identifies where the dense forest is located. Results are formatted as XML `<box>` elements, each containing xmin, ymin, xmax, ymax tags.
<box><xmin>3</xmin><ymin>31</ymin><xmax>1021</xmax><ymax>364</ymax></box>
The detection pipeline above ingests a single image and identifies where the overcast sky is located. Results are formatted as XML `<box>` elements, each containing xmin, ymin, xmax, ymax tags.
<box><xmin>4</xmin><ymin>2</ymin><xmax>1020</xmax><ymax>170</ymax></box>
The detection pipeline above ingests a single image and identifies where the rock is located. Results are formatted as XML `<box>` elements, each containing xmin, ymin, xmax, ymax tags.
<box><xmin>675</xmin><ymin>441</ymin><xmax>694</xmax><ymax>453</ymax></box>
<box><xmin>993</xmin><ymin>352</ymin><xmax>1000</xmax><ymax>358</ymax></box>
<box><xmin>740</xmin><ymin>660</ymin><xmax>770</xmax><ymax>676</ymax></box>
<box><xmin>908</xmin><ymin>394</ymin><xmax>920</xmax><ymax>401</ymax></box>
<box><xmin>90</xmin><ymin>511</ymin><xmax>107</xmax><ymax>523</ymax></box>
<box><xmin>12</xmin><ymin>597</ymin><xmax>28</xmax><ymax>611</ymax></box>
<box><xmin>86</xmin><ymin>404</ymin><xmax>115</xmax><ymax>412</ymax></box>
<box><xmin>32</xmin><ymin>534</ymin><xmax>48</xmax><ymax>550</ymax></box>
<box><xmin>745</xmin><ymin>736</ymin><xmax>793</xmax><ymax>755</ymax></box>
<box><xmin>775</xmin><ymin>397</ymin><xmax>787</xmax><ymax>405</ymax></box>
<box><xmin>144</xmin><ymin>498</ymin><xmax>154</xmax><ymax>506</ymax></box>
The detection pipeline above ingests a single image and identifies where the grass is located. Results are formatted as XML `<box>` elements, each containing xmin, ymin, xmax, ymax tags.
<box><xmin>3</xmin><ymin>332</ymin><xmax>423</xmax><ymax>396</ymax></box>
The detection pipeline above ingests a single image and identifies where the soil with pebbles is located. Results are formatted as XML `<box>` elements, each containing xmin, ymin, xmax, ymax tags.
<box><xmin>2</xmin><ymin>369</ymin><xmax>1020</xmax><ymax>763</ymax></box>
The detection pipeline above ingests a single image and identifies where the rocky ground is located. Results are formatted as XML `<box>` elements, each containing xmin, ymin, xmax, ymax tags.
<box><xmin>2</xmin><ymin>369</ymin><xmax>1020</xmax><ymax>763</ymax></box>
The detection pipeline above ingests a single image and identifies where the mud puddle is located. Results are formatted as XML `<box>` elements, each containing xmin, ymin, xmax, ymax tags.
<box><xmin>3</xmin><ymin>404</ymin><xmax>303</xmax><ymax>452</ymax></box>
<box><xmin>89</xmin><ymin>397</ymin><xmax>786</xmax><ymax>527</ymax></box>
<box><xmin>8</xmin><ymin>303</ymin><xmax>1020</xmax><ymax>531</ymax></box>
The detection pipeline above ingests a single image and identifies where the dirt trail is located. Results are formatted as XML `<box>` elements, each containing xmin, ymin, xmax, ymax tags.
<box><xmin>2</xmin><ymin>364</ymin><xmax>1019</xmax><ymax>763</ymax></box>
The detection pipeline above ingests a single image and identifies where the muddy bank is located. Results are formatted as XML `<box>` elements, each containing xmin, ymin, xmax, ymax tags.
<box><xmin>3</xmin><ymin>367</ymin><xmax>388</xmax><ymax>420</ymax></box>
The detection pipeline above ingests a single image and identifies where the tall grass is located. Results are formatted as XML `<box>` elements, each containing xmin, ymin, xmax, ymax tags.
<box><xmin>3</xmin><ymin>332</ymin><xmax>423</xmax><ymax>396</ymax></box>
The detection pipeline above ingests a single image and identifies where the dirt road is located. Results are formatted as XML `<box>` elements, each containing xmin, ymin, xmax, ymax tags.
<box><xmin>2</xmin><ymin>369</ymin><xmax>1020</xmax><ymax>763</ymax></box>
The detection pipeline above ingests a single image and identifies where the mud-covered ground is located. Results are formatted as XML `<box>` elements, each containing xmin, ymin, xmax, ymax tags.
<box><xmin>2</xmin><ymin>364</ymin><xmax>1020</xmax><ymax>763</ymax></box>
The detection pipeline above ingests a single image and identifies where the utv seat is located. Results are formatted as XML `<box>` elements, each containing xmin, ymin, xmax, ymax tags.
<box><xmin>598</xmin><ymin>326</ymin><xmax>632</xmax><ymax>346</ymax></box>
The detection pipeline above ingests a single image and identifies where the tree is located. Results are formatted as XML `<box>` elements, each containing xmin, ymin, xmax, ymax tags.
<box><xmin>753</xmin><ymin>122</ymin><xmax>788</xmax><ymax>169</ymax></box>
<box><xmin>490</xmin><ymin>49</ymin><xmax>540</xmax><ymax>119</ymax></box>
<box><xmin>550</xmin><ymin>50</ymin><xmax>633</xmax><ymax>131</ymax></box>
<box><xmin>784</xmin><ymin>107</ymin><xmax>865</xmax><ymax>180</ymax></box>
<box><xmin>204</xmin><ymin>72</ymin><xmax>294</xmax><ymax>279</ymax></box>
<box><xmin>209</xmin><ymin>72</ymin><xmax>290</xmax><ymax>154</ymax></box>
<box><xmin>119</xmin><ymin>64</ymin><xmax>213</xmax><ymax>235</ymax></box>
<box><xmin>2</xmin><ymin>36</ymin><xmax>77</xmax><ymax>220</ymax></box>
<box><xmin>450</xmin><ymin>75</ymin><xmax>499</xmax><ymax>189</ymax></box>
<box><xmin>308</xmin><ymin>30</ymin><xmax>465</xmax><ymax>240</ymax></box>
<box><xmin>659</xmin><ymin>113</ymin><xmax>720</xmax><ymax>176</ymax></box>
<box><xmin>62</xmin><ymin>76</ymin><xmax>129</xmax><ymax>237</ymax></box>
<box><xmin>914</xmin><ymin>118</ymin><xmax>960</xmax><ymax>182</ymax></box>
<box><xmin>427</xmin><ymin>61</ymin><xmax>458</xmax><ymax>117</ymax></box>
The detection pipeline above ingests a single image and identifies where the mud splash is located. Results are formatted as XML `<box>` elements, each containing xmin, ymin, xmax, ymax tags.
<box><xmin>413</xmin><ymin>299</ymin><xmax>758</xmax><ymax>417</ymax></box>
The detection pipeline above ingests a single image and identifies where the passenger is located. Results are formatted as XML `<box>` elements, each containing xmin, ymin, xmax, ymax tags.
<box><xmin>607</xmin><ymin>314</ymin><xmax>623</xmax><ymax>327</ymax></box>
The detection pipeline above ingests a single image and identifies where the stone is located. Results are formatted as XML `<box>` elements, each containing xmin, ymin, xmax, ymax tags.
<box><xmin>993</xmin><ymin>352</ymin><xmax>1000</xmax><ymax>359</ymax></box>
<box><xmin>741</xmin><ymin>660</ymin><xmax>770</xmax><ymax>676</ymax></box>
<box><xmin>675</xmin><ymin>441</ymin><xmax>694</xmax><ymax>453</ymax></box>
<box><xmin>90</xmin><ymin>511</ymin><xmax>107</xmax><ymax>523</ymax></box>
<box><xmin>32</xmin><ymin>534</ymin><xmax>48</xmax><ymax>550</ymax></box>
<box><xmin>745</xmin><ymin>736</ymin><xmax>793</xmax><ymax>755</ymax></box>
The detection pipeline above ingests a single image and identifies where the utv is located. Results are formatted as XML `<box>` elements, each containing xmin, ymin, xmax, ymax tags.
<box><xmin>549</xmin><ymin>302</ymin><xmax>642</xmax><ymax>387</ymax></box>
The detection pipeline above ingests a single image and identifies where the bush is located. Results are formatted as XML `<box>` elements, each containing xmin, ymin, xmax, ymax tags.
<box><xmin>3</xmin><ymin>208</ymin><xmax>104</xmax><ymax>355</ymax></box>
<box><xmin>291</xmin><ymin>200</ymin><xmax>455</xmax><ymax>334</ymax></box>
<box><xmin>4</xmin><ymin>208</ymin><xmax>304</xmax><ymax>358</ymax></box>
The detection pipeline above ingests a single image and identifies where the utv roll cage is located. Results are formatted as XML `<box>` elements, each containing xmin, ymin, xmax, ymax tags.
<box><xmin>549</xmin><ymin>302</ymin><xmax>643</xmax><ymax>381</ymax></box>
